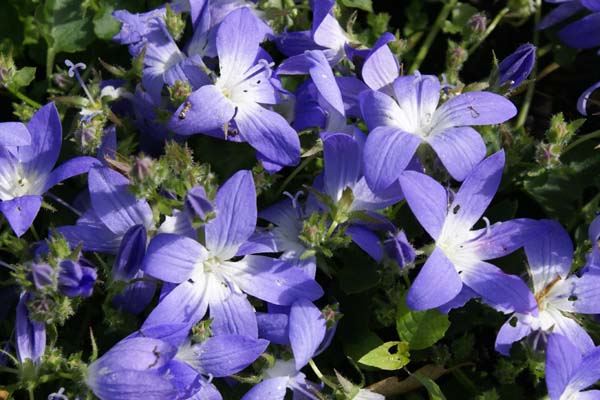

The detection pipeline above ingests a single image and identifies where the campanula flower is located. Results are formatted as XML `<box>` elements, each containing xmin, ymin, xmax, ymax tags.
<box><xmin>30</xmin><ymin>263</ymin><xmax>53</xmax><ymax>289</ymax></box>
<box><xmin>57</xmin><ymin>167</ymin><xmax>192</xmax><ymax>313</ymax></box>
<box><xmin>142</xmin><ymin>170</ymin><xmax>323</xmax><ymax>331</ymax></box>
<box><xmin>57</xmin><ymin>260</ymin><xmax>97</xmax><ymax>298</ymax></box>
<box><xmin>16</xmin><ymin>292</ymin><xmax>45</xmax><ymax>365</ymax></box>
<box><xmin>545</xmin><ymin>333</ymin><xmax>600</xmax><ymax>400</ymax></box>
<box><xmin>85</xmin><ymin>336</ymin><xmax>181</xmax><ymax>399</ymax></box>
<box><xmin>399</xmin><ymin>151</ymin><xmax>538</xmax><ymax>313</ymax></box>
<box><xmin>577</xmin><ymin>80</ymin><xmax>600</xmax><ymax>116</ymax></box>
<box><xmin>497</xmin><ymin>43</ymin><xmax>536</xmax><ymax>88</ymax></box>
<box><xmin>278</xmin><ymin>50</ymin><xmax>367</xmax><ymax>134</ymax></box>
<box><xmin>184</xmin><ymin>185</ymin><xmax>214</xmax><ymax>221</ymax></box>
<box><xmin>495</xmin><ymin>220</ymin><xmax>600</xmax><ymax>355</ymax></box>
<box><xmin>122</xmin><ymin>322</ymin><xmax>266</xmax><ymax>400</ymax></box>
<box><xmin>243</xmin><ymin>299</ymin><xmax>327</xmax><ymax>400</ymax></box>
<box><xmin>0</xmin><ymin>103</ymin><xmax>98</xmax><ymax>237</ymax></box>
<box><xmin>249</xmin><ymin>192</ymin><xmax>318</xmax><ymax>277</ymax></box>
<box><xmin>168</xmin><ymin>8</ymin><xmax>300</xmax><ymax>172</ymax></box>
<box><xmin>0</xmin><ymin>121</ymin><xmax>30</xmax><ymax>147</ymax></box>
<box><xmin>360</xmin><ymin>73</ymin><xmax>517</xmax><ymax>189</ymax></box>
<box><xmin>383</xmin><ymin>231</ymin><xmax>416</xmax><ymax>269</ymax></box>
<box><xmin>539</xmin><ymin>1</ymin><xmax>600</xmax><ymax>48</ymax></box>
<box><xmin>141</xmin><ymin>18</ymin><xmax>210</xmax><ymax>101</ymax></box>
<box><xmin>275</xmin><ymin>0</ymin><xmax>349</xmax><ymax>65</ymax></box>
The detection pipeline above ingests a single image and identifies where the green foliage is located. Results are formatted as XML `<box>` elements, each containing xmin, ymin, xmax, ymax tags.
<box><xmin>2</xmin><ymin>1</ymin><xmax>600</xmax><ymax>399</ymax></box>
<box><xmin>339</xmin><ymin>0</ymin><xmax>372</xmax><ymax>12</ymax></box>
<box><xmin>37</xmin><ymin>0</ymin><xmax>95</xmax><ymax>55</ymax></box>
<box><xmin>358</xmin><ymin>341</ymin><xmax>410</xmax><ymax>370</ymax></box>
<box><xmin>413</xmin><ymin>372</ymin><xmax>447</xmax><ymax>400</ymax></box>
<box><xmin>396</xmin><ymin>295</ymin><xmax>451</xmax><ymax>350</ymax></box>
<box><xmin>442</xmin><ymin>3</ymin><xmax>478</xmax><ymax>35</ymax></box>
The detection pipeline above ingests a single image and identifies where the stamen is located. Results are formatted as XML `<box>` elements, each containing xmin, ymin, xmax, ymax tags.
<box><xmin>482</xmin><ymin>217</ymin><xmax>491</xmax><ymax>237</ymax></box>
<box><xmin>65</xmin><ymin>60</ymin><xmax>94</xmax><ymax>103</ymax></box>
<box><xmin>535</xmin><ymin>275</ymin><xmax>562</xmax><ymax>305</ymax></box>
<box><xmin>46</xmin><ymin>192</ymin><xmax>83</xmax><ymax>217</ymax></box>
<box><xmin>0</xmin><ymin>261</ymin><xmax>15</xmax><ymax>271</ymax></box>
<box><xmin>283</xmin><ymin>190</ymin><xmax>304</xmax><ymax>218</ymax></box>
<box><xmin>441</xmin><ymin>73</ymin><xmax>456</xmax><ymax>94</ymax></box>
<box><xmin>48</xmin><ymin>387</ymin><xmax>69</xmax><ymax>400</ymax></box>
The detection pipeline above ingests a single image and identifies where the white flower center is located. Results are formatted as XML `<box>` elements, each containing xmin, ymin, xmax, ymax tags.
<box><xmin>0</xmin><ymin>166</ymin><xmax>44</xmax><ymax>200</ymax></box>
<box><xmin>264</xmin><ymin>359</ymin><xmax>296</xmax><ymax>379</ymax></box>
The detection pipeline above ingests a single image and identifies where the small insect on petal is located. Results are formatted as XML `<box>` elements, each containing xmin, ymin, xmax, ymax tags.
<box><xmin>468</xmin><ymin>106</ymin><xmax>480</xmax><ymax>119</ymax></box>
<box><xmin>179</xmin><ymin>101</ymin><xmax>192</xmax><ymax>120</ymax></box>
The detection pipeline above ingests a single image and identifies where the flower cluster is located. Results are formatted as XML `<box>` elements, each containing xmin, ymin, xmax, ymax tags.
<box><xmin>2</xmin><ymin>0</ymin><xmax>600</xmax><ymax>399</ymax></box>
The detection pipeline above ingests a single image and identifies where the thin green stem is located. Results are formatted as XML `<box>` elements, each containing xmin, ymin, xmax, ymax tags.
<box><xmin>46</xmin><ymin>48</ymin><xmax>55</xmax><ymax>81</ymax></box>
<box><xmin>409</xmin><ymin>0</ymin><xmax>458</xmax><ymax>73</ymax></box>
<box><xmin>29</xmin><ymin>224</ymin><xmax>40</xmax><ymax>242</ymax></box>
<box><xmin>451</xmin><ymin>369</ymin><xmax>478</xmax><ymax>395</ymax></box>
<box><xmin>537</xmin><ymin>43</ymin><xmax>553</xmax><ymax>58</ymax></box>
<box><xmin>27</xmin><ymin>386</ymin><xmax>35</xmax><ymax>400</ymax></box>
<box><xmin>537</xmin><ymin>62</ymin><xmax>559</xmax><ymax>81</ymax></box>
<box><xmin>276</xmin><ymin>154</ymin><xmax>316</xmax><ymax>197</ymax></box>
<box><xmin>401</xmin><ymin>270</ymin><xmax>411</xmax><ymax>287</ymax></box>
<box><xmin>515</xmin><ymin>0</ymin><xmax>542</xmax><ymax>129</ymax></box>
<box><xmin>308</xmin><ymin>359</ymin><xmax>338</xmax><ymax>390</ymax></box>
<box><xmin>467</xmin><ymin>8</ymin><xmax>510</xmax><ymax>56</ymax></box>
<box><xmin>562</xmin><ymin>129</ymin><xmax>600</xmax><ymax>155</ymax></box>
<box><xmin>4</xmin><ymin>87</ymin><xmax>42</xmax><ymax>109</ymax></box>
<box><xmin>326</xmin><ymin>220</ymin><xmax>339</xmax><ymax>238</ymax></box>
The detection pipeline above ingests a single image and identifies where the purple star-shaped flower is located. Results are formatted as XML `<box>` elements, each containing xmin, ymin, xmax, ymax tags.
<box><xmin>495</xmin><ymin>220</ymin><xmax>600</xmax><ymax>355</ymax></box>
<box><xmin>243</xmin><ymin>299</ymin><xmax>327</xmax><ymax>400</ymax></box>
<box><xmin>141</xmin><ymin>170</ymin><xmax>323</xmax><ymax>331</ymax></box>
<box><xmin>86</xmin><ymin>322</ymin><xmax>268</xmax><ymax>400</ymax></box>
<box><xmin>0</xmin><ymin>103</ymin><xmax>98</xmax><ymax>237</ymax></box>
<box><xmin>545</xmin><ymin>333</ymin><xmax>600</xmax><ymax>400</ymax></box>
<box><xmin>399</xmin><ymin>151</ymin><xmax>538</xmax><ymax>313</ymax></box>
<box><xmin>275</xmin><ymin>0</ymin><xmax>349</xmax><ymax>65</ymax></box>
<box><xmin>167</xmin><ymin>8</ymin><xmax>300</xmax><ymax>172</ymax></box>
<box><xmin>57</xmin><ymin>166</ymin><xmax>195</xmax><ymax>314</ymax></box>
<box><xmin>360</xmin><ymin>73</ymin><xmax>517</xmax><ymax>190</ymax></box>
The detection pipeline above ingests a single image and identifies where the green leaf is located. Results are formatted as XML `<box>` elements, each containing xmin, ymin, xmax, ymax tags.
<box><xmin>6</xmin><ymin>66</ymin><xmax>36</xmax><ymax>91</ymax></box>
<box><xmin>358</xmin><ymin>341</ymin><xmax>410</xmax><ymax>370</ymax></box>
<box><xmin>93</xmin><ymin>4</ymin><xmax>121</xmax><ymax>40</ymax></box>
<box><xmin>444</xmin><ymin>3</ymin><xmax>478</xmax><ymax>35</ymax></box>
<box><xmin>413</xmin><ymin>372</ymin><xmax>447</xmax><ymax>400</ymax></box>
<box><xmin>38</xmin><ymin>0</ymin><xmax>94</xmax><ymax>54</ymax></box>
<box><xmin>396</xmin><ymin>296</ymin><xmax>450</xmax><ymax>350</ymax></box>
<box><xmin>340</xmin><ymin>0</ymin><xmax>373</xmax><ymax>12</ymax></box>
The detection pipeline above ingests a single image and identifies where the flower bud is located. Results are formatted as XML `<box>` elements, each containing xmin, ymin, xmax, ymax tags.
<box><xmin>30</xmin><ymin>263</ymin><xmax>53</xmax><ymax>289</ymax></box>
<box><xmin>469</xmin><ymin>13</ymin><xmax>488</xmax><ymax>33</ymax></box>
<box><xmin>58</xmin><ymin>260</ymin><xmax>97</xmax><ymax>298</ymax></box>
<box><xmin>113</xmin><ymin>224</ymin><xmax>147</xmax><ymax>281</ymax></box>
<box><xmin>498</xmin><ymin>43</ymin><xmax>536</xmax><ymax>89</ymax></box>
<box><xmin>184</xmin><ymin>186</ymin><xmax>214</xmax><ymax>220</ymax></box>
<box><xmin>132</xmin><ymin>156</ymin><xmax>154</xmax><ymax>182</ymax></box>
<box><xmin>383</xmin><ymin>231</ymin><xmax>416</xmax><ymax>269</ymax></box>
<box><xmin>16</xmin><ymin>292</ymin><xmax>46</xmax><ymax>364</ymax></box>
